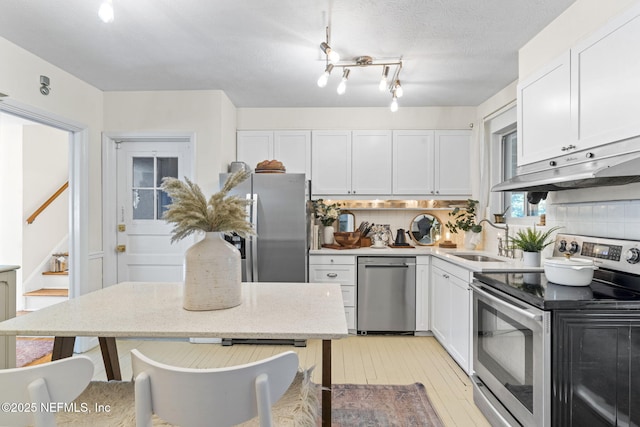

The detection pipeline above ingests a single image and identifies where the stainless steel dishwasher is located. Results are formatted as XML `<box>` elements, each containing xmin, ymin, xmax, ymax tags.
<box><xmin>357</xmin><ymin>257</ymin><xmax>416</xmax><ymax>333</ymax></box>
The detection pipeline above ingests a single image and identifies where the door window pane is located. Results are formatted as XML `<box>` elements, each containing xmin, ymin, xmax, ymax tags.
<box><xmin>133</xmin><ymin>157</ymin><xmax>154</xmax><ymax>187</ymax></box>
<box><xmin>157</xmin><ymin>157</ymin><xmax>178</xmax><ymax>186</ymax></box>
<box><xmin>133</xmin><ymin>189</ymin><xmax>154</xmax><ymax>219</ymax></box>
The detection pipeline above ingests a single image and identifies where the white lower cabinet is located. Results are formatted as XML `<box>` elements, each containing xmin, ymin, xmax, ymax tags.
<box><xmin>415</xmin><ymin>256</ymin><xmax>430</xmax><ymax>333</ymax></box>
<box><xmin>430</xmin><ymin>258</ymin><xmax>472</xmax><ymax>374</ymax></box>
<box><xmin>309</xmin><ymin>255</ymin><xmax>356</xmax><ymax>333</ymax></box>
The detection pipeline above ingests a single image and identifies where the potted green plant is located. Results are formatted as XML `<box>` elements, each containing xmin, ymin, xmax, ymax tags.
<box><xmin>446</xmin><ymin>199</ymin><xmax>482</xmax><ymax>249</ymax></box>
<box><xmin>446</xmin><ymin>199</ymin><xmax>482</xmax><ymax>234</ymax></box>
<box><xmin>509</xmin><ymin>225</ymin><xmax>562</xmax><ymax>266</ymax></box>
<box><xmin>161</xmin><ymin>170</ymin><xmax>254</xmax><ymax>310</ymax></box>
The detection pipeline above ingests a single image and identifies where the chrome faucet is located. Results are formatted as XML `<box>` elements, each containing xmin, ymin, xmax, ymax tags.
<box><xmin>478</xmin><ymin>219</ymin><xmax>512</xmax><ymax>258</ymax></box>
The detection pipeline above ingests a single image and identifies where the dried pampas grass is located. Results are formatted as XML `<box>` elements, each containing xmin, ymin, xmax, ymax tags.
<box><xmin>161</xmin><ymin>170</ymin><xmax>255</xmax><ymax>243</ymax></box>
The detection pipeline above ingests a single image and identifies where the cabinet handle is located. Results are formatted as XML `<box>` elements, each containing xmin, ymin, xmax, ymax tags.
<box><xmin>561</xmin><ymin>144</ymin><xmax>577</xmax><ymax>151</ymax></box>
<box><xmin>327</xmin><ymin>273</ymin><xmax>338</xmax><ymax>278</ymax></box>
<box><xmin>442</xmin><ymin>274</ymin><xmax>449</xmax><ymax>279</ymax></box>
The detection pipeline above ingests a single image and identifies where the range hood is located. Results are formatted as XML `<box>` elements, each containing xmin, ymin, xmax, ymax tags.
<box><xmin>492</xmin><ymin>144</ymin><xmax>640</xmax><ymax>192</ymax></box>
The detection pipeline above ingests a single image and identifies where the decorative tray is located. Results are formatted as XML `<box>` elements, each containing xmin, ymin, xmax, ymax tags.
<box><xmin>255</xmin><ymin>169</ymin><xmax>286</xmax><ymax>173</ymax></box>
<box><xmin>321</xmin><ymin>244</ymin><xmax>358</xmax><ymax>250</ymax></box>
<box><xmin>388</xmin><ymin>245</ymin><xmax>416</xmax><ymax>249</ymax></box>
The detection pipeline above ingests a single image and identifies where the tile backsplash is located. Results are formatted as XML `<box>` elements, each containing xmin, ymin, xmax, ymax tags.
<box><xmin>548</xmin><ymin>200</ymin><xmax>640</xmax><ymax>240</ymax></box>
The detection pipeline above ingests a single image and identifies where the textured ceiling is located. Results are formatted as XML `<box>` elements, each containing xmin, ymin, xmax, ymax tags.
<box><xmin>0</xmin><ymin>0</ymin><xmax>576</xmax><ymax>108</ymax></box>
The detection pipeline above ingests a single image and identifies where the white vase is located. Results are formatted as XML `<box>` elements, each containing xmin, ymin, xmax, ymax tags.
<box><xmin>464</xmin><ymin>231</ymin><xmax>482</xmax><ymax>250</ymax></box>
<box><xmin>183</xmin><ymin>232</ymin><xmax>241</xmax><ymax>311</ymax></box>
<box><xmin>323</xmin><ymin>225</ymin><xmax>335</xmax><ymax>245</ymax></box>
<box><xmin>522</xmin><ymin>251</ymin><xmax>541</xmax><ymax>267</ymax></box>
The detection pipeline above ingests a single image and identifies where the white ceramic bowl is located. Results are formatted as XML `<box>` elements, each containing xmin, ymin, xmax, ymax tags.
<box><xmin>544</xmin><ymin>257</ymin><xmax>598</xmax><ymax>287</ymax></box>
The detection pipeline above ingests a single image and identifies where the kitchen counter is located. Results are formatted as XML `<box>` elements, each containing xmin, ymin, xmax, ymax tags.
<box><xmin>310</xmin><ymin>246</ymin><xmax>542</xmax><ymax>273</ymax></box>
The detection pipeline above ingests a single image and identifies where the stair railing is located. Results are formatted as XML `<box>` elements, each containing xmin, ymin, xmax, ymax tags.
<box><xmin>26</xmin><ymin>181</ymin><xmax>69</xmax><ymax>224</ymax></box>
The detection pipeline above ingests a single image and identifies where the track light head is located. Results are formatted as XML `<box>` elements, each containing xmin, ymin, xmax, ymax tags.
<box><xmin>379</xmin><ymin>66</ymin><xmax>390</xmax><ymax>91</ymax></box>
<box><xmin>320</xmin><ymin>42</ymin><xmax>340</xmax><ymax>64</ymax></box>
<box><xmin>390</xmin><ymin>95</ymin><xmax>399</xmax><ymax>112</ymax></box>
<box><xmin>337</xmin><ymin>68</ymin><xmax>350</xmax><ymax>95</ymax></box>
<box><xmin>393</xmin><ymin>80</ymin><xmax>404</xmax><ymax>98</ymax></box>
<box><xmin>317</xmin><ymin>64</ymin><xmax>334</xmax><ymax>88</ymax></box>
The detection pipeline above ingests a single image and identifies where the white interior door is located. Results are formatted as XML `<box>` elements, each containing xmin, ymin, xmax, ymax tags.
<box><xmin>116</xmin><ymin>141</ymin><xmax>193</xmax><ymax>282</ymax></box>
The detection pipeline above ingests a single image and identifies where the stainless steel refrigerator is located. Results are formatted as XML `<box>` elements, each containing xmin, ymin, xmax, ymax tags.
<box><xmin>220</xmin><ymin>172</ymin><xmax>310</xmax><ymax>283</ymax></box>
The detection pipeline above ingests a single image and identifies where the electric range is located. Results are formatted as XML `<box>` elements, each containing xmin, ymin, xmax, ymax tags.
<box><xmin>471</xmin><ymin>234</ymin><xmax>640</xmax><ymax>427</ymax></box>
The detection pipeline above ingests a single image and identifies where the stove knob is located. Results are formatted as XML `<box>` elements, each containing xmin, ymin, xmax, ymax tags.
<box><xmin>626</xmin><ymin>248</ymin><xmax>640</xmax><ymax>264</ymax></box>
<box><xmin>558</xmin><ymin>240</ymin><xmax>567</xmax><ymax>252</ymax></box>
<box><xmin>569</xmin><ymin>241</ymin><xmax>579</xmax><ymax>254</ymax></box>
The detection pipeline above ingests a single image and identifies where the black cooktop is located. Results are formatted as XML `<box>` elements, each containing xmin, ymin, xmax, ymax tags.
<box><xmin>474</xmin><ymin>269</ymin><xmax>640</xmax><ymax>310</ymax></box>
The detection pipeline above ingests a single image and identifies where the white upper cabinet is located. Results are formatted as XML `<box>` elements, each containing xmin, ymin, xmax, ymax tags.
<box><xmin>518</xmin><ymin>5</ymin><xmax>640</xmax><ymax>166</ymax></box>
<box><xmin>351</xmin><ymin>130</ymin><xmax>392</xmax><ymax>195</ymax></box>
<box><xmin>571</xmin><ymin>5</ymin><xmax>640</xmax><ymax>149</ymax></box>
<box><xmin>517</xmin><ymin>52</ymin><xmax>572</xmax><ymax>165</ymax></box>
<box><xmin>393</xmin><ymin>130</ymin><xmax>471</xmax><ymax>197</ymax></box>
<box><xmin>236</xmin><ymin>131</ymin><xmax>273</xmax><ymax>170</ymax></box>
<box><xmin>312</xmin><ymin>130</ymin><xmax>392</xmax><ymax>196</ymax></box>
<box><xmin>237</xmin><ymin>130</ymin><xmax>311</xmax><ymax>177</ymax></box>
<box><xmin>393</xmin><ymin>131</ymin><xmax>435</xmax><ymax>195</ymax></box>
<box><xmin>434</xmin><ymin>130</ymin><xmax>472</xmax><ymax>196</ymax></box>
<box><xmin>311</xmin><ymin>130</ymin><xmax>352</xmax><ymax>195</ymax></box>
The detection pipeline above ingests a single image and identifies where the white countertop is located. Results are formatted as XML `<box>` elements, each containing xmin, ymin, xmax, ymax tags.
<box><xmin>0</xmin><ymin>282</ymin><xmax>349</xmax><ymax>340</ymax></box>
<box><xmin>0</xmin><ymin>265</ymin><xmax>20</xmax><ymax>273</ymax></box>
<box><xmin>310</xmin><ymin>246</ymin><xmax>542</xmax><ymax>273</ymax></box>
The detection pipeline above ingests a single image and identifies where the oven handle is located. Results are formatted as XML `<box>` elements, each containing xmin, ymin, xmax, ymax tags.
<box><xmin>470</xmin><ymin>284</ymin><xmax>543</xmax><ymax>322</ymax></box>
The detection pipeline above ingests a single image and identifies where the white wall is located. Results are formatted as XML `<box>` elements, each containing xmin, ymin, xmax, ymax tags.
<box><xmin>0</xmin><ymin>36</ymin><xmax>104</xmax><ymax>294</ymax></box>
<box><xmin>22</xmin><ymin>125</ymin><xmax>68</xmax><ymax>280</ymax></box>
<box><xmin>103</xmin><ymin>90</ymin><xmax>237</xmax><ymax>194</ymax></box>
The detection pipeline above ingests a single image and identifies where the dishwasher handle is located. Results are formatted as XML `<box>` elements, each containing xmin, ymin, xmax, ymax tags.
<box><xmin>363</xmin><ymin>264</ymin><xmax>410</xmax><ymax>268</ymax></box>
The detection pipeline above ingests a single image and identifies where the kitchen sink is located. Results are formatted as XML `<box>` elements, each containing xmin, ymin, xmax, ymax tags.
<box><xmin>452</xmin><ymin>254</ymin><xmax>505</xmax><ymax>263</ymax></box>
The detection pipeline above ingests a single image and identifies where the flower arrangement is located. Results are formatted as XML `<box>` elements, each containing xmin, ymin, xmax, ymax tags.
<box><xmin>161</xmin><ymin>170</ymin><xmax>255</xmax><ymax>243</ymax></box>
<box><xmin>312</xmin><ymin>199</ymin><xmax>341</xmax><ymax>226</ymax></box>
<box><xmin>508</xmin><ymin>225</ymin><xmax>562</xmax><ymax>252</ymax></box>
<box><xmin>446</xmin><ymin>199</ymin><xmax>482</xmax><ymax>234</ymax></box>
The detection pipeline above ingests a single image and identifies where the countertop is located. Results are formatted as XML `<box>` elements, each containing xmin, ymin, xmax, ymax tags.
<box><xmin>0</xmin><ymin>282</ymin><xmax>349</xmax><ymax>339</ymax></box>
<box><xmin>0</xmin><ymin>265</ymin><xmax>20</xmax><ymax>273</ymax></box>
<box><xmin>310</xmin><ymin>246</ymin><xmax>543</xmax><ymax>273</ymax></box>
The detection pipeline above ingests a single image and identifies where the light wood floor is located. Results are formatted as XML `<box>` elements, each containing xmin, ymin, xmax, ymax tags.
<box><xmin>78</xmin><ymin>335</ymin><xmax>489</xmax><ymax>426</ymax></box>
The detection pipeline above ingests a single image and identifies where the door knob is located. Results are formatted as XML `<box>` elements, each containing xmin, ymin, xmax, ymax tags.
<box><xmin>116</xmin><ymin>245</ymin><xmax>126</xmax><ymax>253</ymax></box>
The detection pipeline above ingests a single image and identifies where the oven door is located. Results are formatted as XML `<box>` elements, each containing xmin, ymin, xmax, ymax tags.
<box><xmin>471</xmin><ymin>282</ymin><xmax>550</xmax><ymax>427</ymax></box>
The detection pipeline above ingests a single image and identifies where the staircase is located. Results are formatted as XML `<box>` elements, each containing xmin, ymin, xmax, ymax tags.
<box><xmin>23</xmin><ymin>271</ymin><xmax>69</xmax><ymax>311</ymax></box>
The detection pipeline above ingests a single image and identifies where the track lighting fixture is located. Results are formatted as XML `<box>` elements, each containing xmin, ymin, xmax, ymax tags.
<box><xmin>317</xmin><ymin>26</ymin><xmax>404</xmax><ymax>111</ymax></box>
<box><xmin>337</xmin><ymin>69</ymin><xmax>350</xmax><ymax>95</ymax></box>
<box><xmin>99</xmin><ymin>0</ymin><xmax>114</xmax><ymax>23</ymax></box>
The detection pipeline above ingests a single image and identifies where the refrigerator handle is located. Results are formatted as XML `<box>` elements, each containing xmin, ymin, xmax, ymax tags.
<box><xmin>244</xmin><ymin>194</ymin><xmax>254</xmax><ymax>282</ymax></box>
<box><xmin>250</xmin><ymin>193</ymin><xmax>259</xmax><ymax>282</ymax></box>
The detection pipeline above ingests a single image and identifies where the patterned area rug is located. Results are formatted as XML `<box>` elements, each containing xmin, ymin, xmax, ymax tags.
<box><xmin>330</xmin><ymin>383</ymin><xmax>444</xmax><ymax>426</ymax></box>
<box><xmin>16</xmin><ymin>338</ymin><xmax>54</xmax><ymax>367</ymax></box>
<box><xmin>54</xmin><ymin>376</ymin><xmax>443</xmax><ymax>426</ymax></box>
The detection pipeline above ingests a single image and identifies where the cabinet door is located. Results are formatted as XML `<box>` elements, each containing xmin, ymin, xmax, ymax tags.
<box><xmin>392</xmin><ymin>131</ymin><xmax>434</xmax><ymax>195</ymax></box>
<box><xmin>448</xmin><ymin>274</ymin><xmax>471</xmax><ymax>373</ymax></box>
<box><xmin>274</xmin><ymin>131</ymin><xmax>311</xmax><ymax>179</ymax></box>
<box><xmin>430</xmin><ymin>266</ymin><xmax>450</xmax><ymax>345</ymax></box>
<box><xmin>236</xmin><ymin>131</ymin><xmax>274</xmax><ymax>170</ymax></box>
<box><xmin>351</xmin><ymin>130</ymin><xmax>392</xmax><ymax>195</ymax></box>
<box><xmin>518</xmin><ymin>52</ymin><xmax>572</xmax><ymax>165</ymax></box>
<box><xmin>571</xmin><ymin>6</ymin><xmax>640</xmax><ymax>149</ymax></box>
<box><xmin>434</xmin><ymin>130</ymin><xmax>472</xmax><ymax>196</ymax></box>
<box><xmin>311</xmin><ymin>131</ymin><xmax>352</xmax><ymax>195</ymax></box>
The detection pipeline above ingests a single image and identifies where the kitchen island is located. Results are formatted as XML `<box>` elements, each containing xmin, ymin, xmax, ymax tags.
<box><xmin>0</xmin><ymin>281</ymin><xmax>348</xmax><ymax>427</ymax></box>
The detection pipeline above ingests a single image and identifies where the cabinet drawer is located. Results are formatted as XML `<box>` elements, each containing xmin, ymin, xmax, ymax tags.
<box><xmin>309</xmin><ymin>265</ymin><xmax>356</xmax><ymax>285</ymax></box>
<box><xmin>432</xmin><ymin>257</ymin><xmax>471</xmax><ymax>282</ymax></box>
<box><xmin>341</xmin><ymin>285</ymin><xmax>355</xmax><ymax>307</ymax></box>
<box><xmin>309</xmin><ymin>255</ymin><xmax>355</xmax><ymax>265</ymax></box>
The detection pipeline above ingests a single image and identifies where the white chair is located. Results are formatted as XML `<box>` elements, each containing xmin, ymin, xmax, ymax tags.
<box><xmin>0</xmin><ymin>355</ymin><xmax>94</xmax><ymax>427</ymax></box>
<box><xmin>131</xmin><ymin>349</ymin><xmax>299</xmax><ymax>427</ymax></box>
